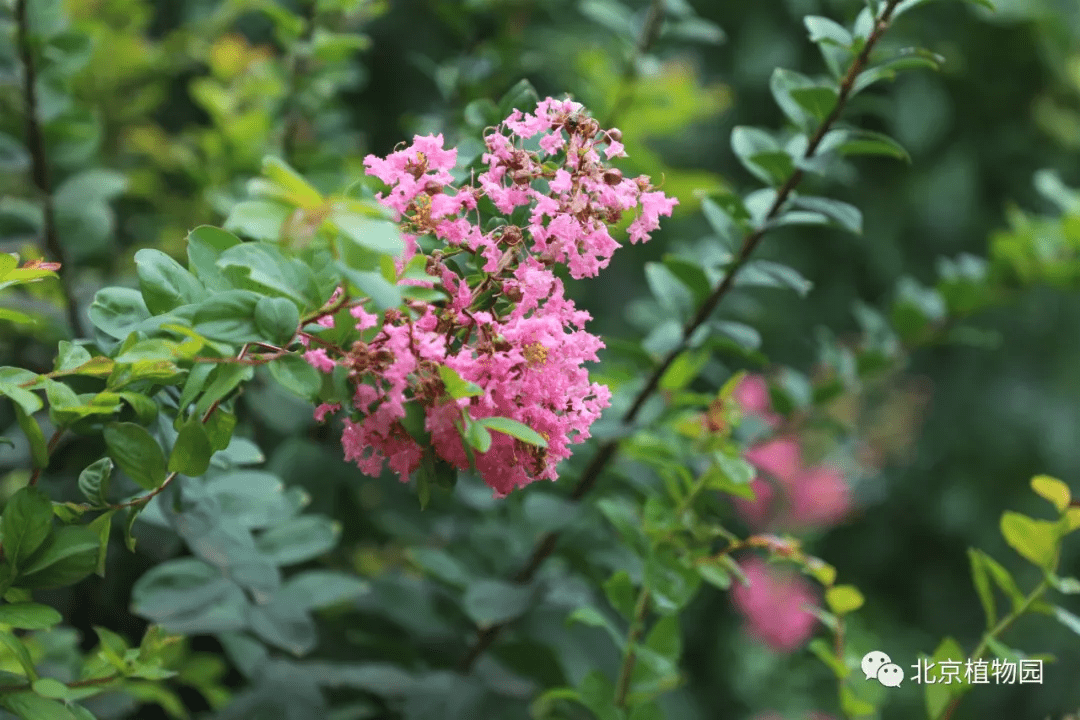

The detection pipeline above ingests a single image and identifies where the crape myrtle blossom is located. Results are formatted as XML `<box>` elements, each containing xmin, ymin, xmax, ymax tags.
<box><xmin>731</xmin><ymin>556</ymin><xmax>819</xmax><ymax>653</ymax></box>
<box><xmin>306</xmin><ymin>98</ymin><xmax>677</xmax><ymax>497</ymax></box>
<box><xmin>730</xmin><ymin>375</ymin><xmax>852</xmax><ymax>532</ymax></box>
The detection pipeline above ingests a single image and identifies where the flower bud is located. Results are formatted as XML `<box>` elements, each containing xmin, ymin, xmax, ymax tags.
<box><xmin>499</xmin><ymin>225</ymin><xmax>524</xmax><ymax>247</ymax></box>
<box><xmin>602</xmin><ymin>168</ymin><xmax>623</xmax><ymax>186</ymax></box>
<box><xmin>503</xmin><ymin>285</ymin><xmax>523</xmax><ymax>303</ymax></box>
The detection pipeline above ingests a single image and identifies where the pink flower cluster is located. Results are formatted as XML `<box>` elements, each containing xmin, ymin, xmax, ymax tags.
<box><xmin>307</xmin><ymin>98</ymin><xmax>677</xmax><ymax>497</ymax></box>
<box><xmin>731</xmin><ymin>376</ymin><xmax>852</xmax><ymax>531</ymax></box>
<box><xmin>731</xmin><ymin>556</ymin><xmax>819</xmax><ymax>652</ymax></box>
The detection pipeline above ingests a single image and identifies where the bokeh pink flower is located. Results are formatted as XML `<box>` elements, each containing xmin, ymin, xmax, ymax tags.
<box><xmin>731</xmin><ymin>375</ymin><xmax>852</xmax><ymax>532</ymax></box>
<box><xmin>731</xmin><ymin>556</ymin><xmax>819</xmax><ymax>652</ymax></box>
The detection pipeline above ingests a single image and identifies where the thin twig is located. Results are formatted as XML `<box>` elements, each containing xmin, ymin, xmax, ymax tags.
<box><xmin>0</xmin><ymin>672</ymin><xmax>121</xmax><ymax>695</ymax></box>
<box><xmin>27</xmin><ymin>428</ymin><xmax>64</xmax><ymax>486</ymax></box>
<box><xmin>458</xmin><ymin>0</ymin><xmax>904</xmax><ymax>672</ymax></box>
<box><xmin>14</xmin><ymin>0</ymin><xmax>85</xmax><ymax>337</ymax></box>
<box><xmin>614</xmin><ymin>587</ymin><xmax>651</xmax><ymax>707</ymax></box>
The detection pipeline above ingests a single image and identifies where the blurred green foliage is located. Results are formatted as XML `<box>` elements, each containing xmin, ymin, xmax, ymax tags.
<box><xmin>0</xmin><ymin>0</ymin><xmax>1080</xmax><ymax>719</ymax></box>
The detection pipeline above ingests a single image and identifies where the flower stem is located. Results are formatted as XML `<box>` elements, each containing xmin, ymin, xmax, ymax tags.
<box><xmin>614</xmin><ymin>587</ymin><xmax>651</xmax><ymax>708</ymax></box>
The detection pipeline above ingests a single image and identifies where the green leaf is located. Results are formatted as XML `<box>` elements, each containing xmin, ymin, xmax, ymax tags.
<box><xmin>130</xmin><ymin>558</ymin><xmax>248</xmax><ymax>634</ymax></box>
<box><xmin>1000</xmin><ymin>511</ymin><xmax>1058</xmax><ymax>570</ymax></box>
<box><xmin>0</xmin><ymin>602</ymin><xmax>62</xmax><ymax>629</ymax></box>
<box><xmin>978</xmin><ymin>549</ymin><xmax>1026</xmax><ymax>612</ymax></box>
<box><xmin>15</xmin><ymin>526</ymin><xmax>100</xmax><ymax>589</ymax></box>
<box><xmin>790</xmin><ymin>86</ymin><xmax>838</xmax><ymax>122</ymax></box>
<box><xmin>825</xmin><ymin>584</ymin><xmax>864</xmax><ymax>615</ymax></box>
<box><xmin>701</xmin><ymin>196</ymin><xmax>745</xmax><ymax>248</ymax></box>
<box><xmin>1052</xmin><ymin>605</ymin><xmax>1080</xmax><ymax>638</ymax></box>
<box><xmin>579</xmin><ymin>0</ymin><xmax>636</xmax><ymax>41</ymax></box>
<box><xmin>0</xmin><ymin>692</ymin><xmax>78</xmax><ymax>720</ymax></box>
<box><xmin>731</xmin><ymin>126</ymin><xmax>794</xmax><ymax>186</ymax></box>
<box><xmin>134</xmin><ymin>248</ymin><xmax>204</xmax><ymax>315</ymax></box>
<box><xmin>790</xmin><ymin>196</ymin><xmax>863</xmax><ymax>234</ymax></box>
<box><xmin>809</xmin><ymin>638</ymin><xmax>849</xmax><ymax>679</ymax></box>
<box><xmin>967</xmin><ymin>548</ymin><xmax>996</xmax><ymax>628</ymax></box>
<box><xmin>54</xmin><ymin>342</ymin><xmax>91</xmax><ymax>372</ymax></box>
<box><xmin>1031</xmin><ymin>475</ymin><xmax>1070</xmax><ymax>514</ymax></box>
<box><xmin>577</xmin><ymin>670</ymin><xmax>618</xmax><ymax>720</ymax></box>
<box><xmin>645</xmin><ymin>614</ymin><xmax>681</xmax><ymax>660</ymax></box>
<box><xmin>0</xmin><ymin>629</ymin><xmax>36</xmax><ymax>679</ymax></box>
<box><xmin>222</xmin><ymin>200</ymin><xmax>291</xmax><ymax>242</ymax></box>
<box><xmin>566</xmin><ymin>606</ymin><xmax>623</xmax><ymax>648</ymax></box>
<box><xmin>662</xmin><ymin>255</ymin><xmax>711</xmax><ymax>304</ymax></box>
<box><xmin>254</xmin><ymin>297</ymin><xmax>300</xmax><ymax>346</ymax></box>
<box><xmin>463</xmin><ymin>579</ymin><xmax>535</xmax><ymax>628</ymax></box>
<box><xmin>275</xmin><ymin>571</ymin><xmax>370</xmax><ymax>610</ymax></box>
<box><xmin>262</xmin><ymin>157</ymin><xmax>322</xmax><ymax>208</ymax></box>
<box><xmin>498</xmin><ymin>78</ymin><xmax>539</xmax><ymax>117</ymax></box>
<box><xmin>267</xmin><ymin>355</ymin><xmax>322</xmax><ymax>400</ymax></box>
<box><xmin>2</xmin><ymin>487</ymin><xmax>54</xmax><ymax>566</ymax></box>
<box><xmin>192</xmin><ymin>290</ymin><xmax>261</xmax><ymax>343</ymax></box>
<box><xmin>336</xmin><ymin>262</ymin><xmax>402</xmax><ymax>310</ymax></box>
<box><xmin>736</xmin><ymin>260</ymin><xmax>813</xmax><ymax>296</ymax></box>
<box><xmin>332</xmin><ymin>212</ymin><xmax>405</xmax><ymax>257</ymax></box>
<box><xmin>478</xmin><ymin>416</ymin><xmax>547</xmax><ymax>447</ymax></box>
<box><xmin>465</xmin><ymin>420</ymin><xmax>492</xmax><ymax>453</ymax></box>
<box><xmin>77</xmin><ymin>458</ymin><xmax>114</xmax><ymax>507</ymax></box>
<box><xmin>88</xmin><ymin>511</ymin><xmax>113</xmax><ymax>578</ymax></box>
<box><xmin>31</xmin><ymin>678</ymin><xmax>78</xmax><ymax>701</ymax></box>
<box><xmin>770</xmin><ymin>69</ymin><xmax>836</xmax><ymax>130</ymax></box>
<box><xmin>924</xmin><ymin>637</ymin><xmax>969</xmax><ymax>719</ymax></box>
<box><xmin>169</xmin><ymin>418</ymin><xmax>213</xmax><ymax>476</ymax></box>
<box><xmin>194</xmin><ymin>364</ymin><xmax>254</xmax><ymax>419</ymax></box>
<box><xmin>696</xmin><ymin>559</ymin><xmax>732</xmax><ymax>590</ymax></box>
<box><xmin>178</xmin><ymin>363</ymin><xmax>215</xmax><ymax>413</ymax></box>
<box><xmin>804</xmin><ymin>15</ymin><xmax>852</xmax><ymax>47</ymax></box>
<box><xmin>123</xmin><ymin>506</ymin><xmax>139</xmax><ymax>552</ymax></box>
<box><xmin>603</xmin><ymin>571</ymin><xmax>638</xmax><ymax>620</ymax></box>
<box><xmin>0</xmin><ymin>367</ymin><xmax>44</xmax><ymax>415</ymax></box>
<box><xmin>103</xmin><ymin>423</ymin><xmax>167</xmax><ymax>491</ymax></box>
<box><xmin>255</xmin><ymin>516</ymin><xmax>340</xmax><ymax>565</ymax></box>
<box><xmin>819</xmin><ymin>128</ymin><xmax>911</xmax><ymax>163</ymax></box>
<box><xmin>217</xmin><ymin>243</ymin><xmax>316</xmax><ymax>308</ymax></box>
<box><xmin>853</xmin><ymin>48</ymin><xmax>946</xmax><ymax>95</ymax></box>
<box><xmin>839</xmin><ymin>685</ymin><xmax>875</xmax><ymax>718</ymax></box>
<box><xmin>88</xmin><ymin>287</ymin><xmax>151</xmax><ymax>340</ymax></box>
<box><xmin>894</xmin><ymin>0</ymin><xmax>995</xmax><ymax>19</ymax></box>
<box><xmin>186</xmin><ymin>226</ymin><xmax>241</xmax><ymax>291</ymax></box>
<box><xmin>247</xmin><ymin>599</ymin><xmax>316</xmax><ymax>656</ymax></box>
<box><xmin>437</xmin><ymin>365</ymin><xmax>483</xmax><ymax>399</ymax></box>
<box><xmin>712</xmin><ymin>320</ymin><xmax>762</xmax><ymax>352</ymax></box>
<box><xmin>14</xmin><ymin>405</ymin><xmax>48</xmax><ymax>471</ymax></box>
<box><xmin>645</xmin><ymin>262</ymin><xmax>694</xmax><ymax>319</ymax></box>
<box><xmin>117</xmin><ymin>392</ymin><xmax>158</xmax><ymax>425</ymax></box>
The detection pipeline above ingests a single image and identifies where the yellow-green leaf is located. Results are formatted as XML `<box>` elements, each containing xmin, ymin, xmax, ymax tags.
<box><xmin>1031</xmin><ymin>475</ymin><xmax>1071</xmax><ymax>514</ymax></box>
<box><xmin>825</xmin><ymin>584</ymin><xmax>864</xmax><ymax>615</ymax></box>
